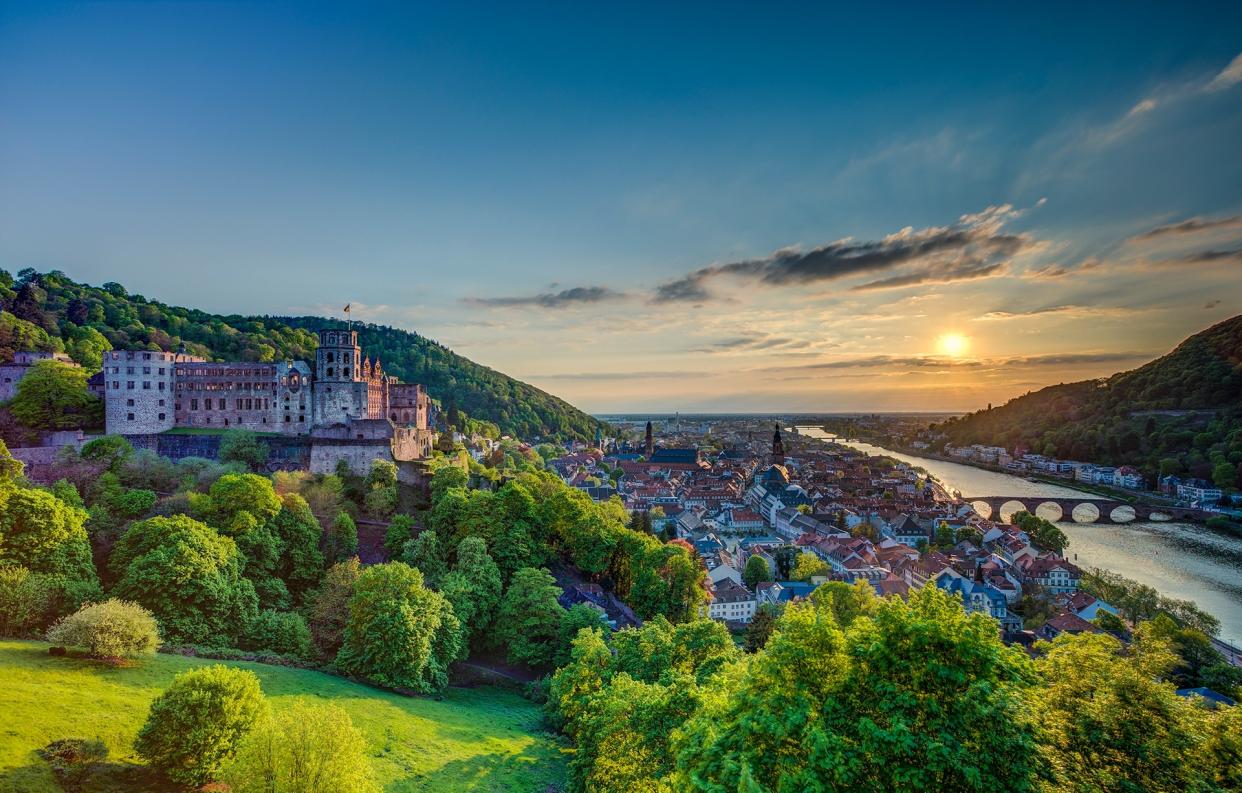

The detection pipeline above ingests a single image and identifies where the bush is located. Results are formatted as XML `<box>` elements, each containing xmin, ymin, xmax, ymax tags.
<box><xmin>38</xmin><ymin>738</ymin><xmax>108</xmax><ymax>788</ymax></box>
<box><xmin>0</xmin><ymin>565</ymin><xmax>54</xmax><ymax>637</ymax></box>
<box><xmin>134</xmin><ymin>665</ymin><xmax>266</xmax><ymax>787</ymax></box>
<box><xmin>223</xmin><ymin>702</ymin><xmax>378</xmax><ymax>793</ymax></box>
<box><xmin>46</xmin><ymin>599</ymin><xmax>160</xmax><ymax>659</ymax></box>
<box><xmin>243</xmin><ymin>609</ymin><xmax>312</xmax><ymax>658</ymax></box>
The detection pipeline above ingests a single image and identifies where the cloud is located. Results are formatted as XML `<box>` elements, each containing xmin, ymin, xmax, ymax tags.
<box><xmin>1164</xmin><ymin>248</ymin><xmax>1242</xmax><ymax>265</ymax></box>
<box><xmin>1205</xmin><ymin>52</ymin><xmax>1242</xmax><ymax>92</ymax></box>
<box><xmin>689</xmin><ymin>333</ymin><xmax>816</xmax><ymax>354</ymax></box>
<box><xmin>1205</xmin><ymin>299</ymin><xmax>1223</xmax><ymax>309</ymax></box>
<box><xmin>974</xmin><ymin>304</ymin><xmax>1139</xmax><ymax>321</ymax></box>
<box><xmin>651</xmin><ymin>204</ymin><xmax>1038</xmax><ymax>303</ymax></box>
<box><xmin>1127</xmin><ymin>98</ymin><xmax>1158</xmax><ymax>117</ymax></box>
<box><xmin>1131</xmin><ymin>214</ymin><xmax>1242</xmax><ymax>241</ymax></box>
<box><xmin>757</xmin><ymin>350</ymin><xmax>1153</xmax><ymax>375</ymax></box>
<box><xmin>466</xmin><ymin>286</ymin><xmax>625</xmax><ymax>309</ymax></box>
<box><xmin>527</xmin><ymin>370</ymin><xmax>702</xmax><ymax>380</ymax></box>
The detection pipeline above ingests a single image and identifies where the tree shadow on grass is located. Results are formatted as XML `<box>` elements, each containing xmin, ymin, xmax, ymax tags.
<box><xmin>384</xmin><ymin>748</ymin><xmax>567</xmax><ymax>793</ymax></box>
<box><xmin>0</xmin><ymin>750</ymin><xmax>166</xmax><ymax>793</ymax></box>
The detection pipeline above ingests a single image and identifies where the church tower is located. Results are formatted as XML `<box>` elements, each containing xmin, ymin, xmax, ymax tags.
<box><xmin>771</xmin><ymin>423</ymin><xmax>785</xmax><ymax>462</ymax></box>
<box><xmin>645</xmin><ymin>421</ymin><xmax>654</xmax><ymax>457</ymax></box>
<box><xmin>312</xmin><ymin>328</ymin><xmax>368</xmax><ymax>426</ymax></box>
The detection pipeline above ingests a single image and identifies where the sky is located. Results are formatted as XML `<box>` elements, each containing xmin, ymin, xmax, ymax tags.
<box><xmin>2</xmin><ymin>2</ymin><xmax>1241</xmax><ymax>413</ymax></box>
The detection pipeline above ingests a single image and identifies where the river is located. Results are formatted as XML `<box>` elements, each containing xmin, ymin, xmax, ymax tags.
<box><xmin>794</xmin><ymin>427</ymin><xmax>1242</xmax><ymax>646</ymax></box>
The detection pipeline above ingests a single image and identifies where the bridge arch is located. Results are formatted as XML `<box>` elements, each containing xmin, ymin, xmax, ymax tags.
<box><xmin>999</xmin><ymin>500</ymin><xmax>1028</xmax><ymax>522</ymax></box>
<box><xmin>1109</xmin><ymin>505</ymin><xmax>1137</xmax><ymax>523</ymax></box>
<box><xmin>970</xmin><ymin>500</ymin><xmax>994</xmax><ymax>520</ymax></box>
<box><xmin>1070</xmin><ymin>502</ymin><xmax>1101</xmax><ymax>523</ymax></box>
<box><xmin>1034</xmin><ymin>501</ymin><xmax>1064</xmax><ymax>522</ymax></box>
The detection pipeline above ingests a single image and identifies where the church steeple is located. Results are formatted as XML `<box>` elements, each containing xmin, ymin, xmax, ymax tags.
<box><xmin>771</xmin><ymin>423</ymin><xmax>785</xmax><ymax>461</ymax></box>
<box><xmin>645</xmin><ymin>421</ymin><xmax>654</xmax><ymax>457</ymax></box>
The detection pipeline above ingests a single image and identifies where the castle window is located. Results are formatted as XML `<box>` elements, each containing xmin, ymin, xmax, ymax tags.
<box><xmin>158</xmin><ymin>413</ymin><xmax>165</xmax><ymax>421</ymax></box>
<box><xmin>127</xmin><ymin>412</ymin><xmax>134</xmax><ymax>420</ymax></box>
<box><xmin>159</xmin><ymin>382</ymin><xmax>165</xmax><ymax>391</ymax></box>
<box><xmin>112</xmin><ymin>381</ymin><xmax>119</xmax><ymax>389</ymax></box>
<box><xmin>344</xmin><ymin>367</ymin><xmax>350</xmax><ymax>377</ymax></box>
<box><xmin>143</xmin><ymin>366</ymin><xmax>150</xmax><ymax>374</ymax></box>
<box><xmin>143</xmin><ymin>381</ymin><xmax>151</xmax><ymax>390</ymax></box>
<box><xmin>143</xmin><ymin>353</ymin><xmax>151</xmax><ymax>360</ymax></box>
<box><xmin>127</xmin><ymin>381</ymin><xmax>135</xmax><ymax>390</ymax></box>
<box><xmin>327</xmin><ymin>352</ymin><xmax>335</xmax><ymax>363</ymax></box>
<box><xmin>285</xmin><ymin>415</ymin><xmax>290</xmax><ymax>422</ymax></box>
<box><xmin>127</xmin><ymin>367</ymin><xmax>135</xmax><ymax>375</ymax></box>
<box><xmin>126</xmin><ymin>399</ymin><xmax>134</xmax><ymax>406</ymax></box>
<box><xmin>327</xmin><ymin>368</ymin><xmax>334</xmax><ymax>377</ymax></box>
<box><xmin>158</xmin><ymin>399</ymin><xmax>164</xmax><ymax>406</ymax></box>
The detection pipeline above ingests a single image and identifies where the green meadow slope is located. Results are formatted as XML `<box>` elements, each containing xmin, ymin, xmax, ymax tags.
<box><xmin>0</xmin><ymin>640</ymin><xmax>565</xmax><ymax>792</ymax></box>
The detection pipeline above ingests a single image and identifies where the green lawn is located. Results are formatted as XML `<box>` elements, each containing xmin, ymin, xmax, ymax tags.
<box><xmin>0</xmin><ymin>640</ymin><xmax>566</xmax><ymax>792</ymax></box>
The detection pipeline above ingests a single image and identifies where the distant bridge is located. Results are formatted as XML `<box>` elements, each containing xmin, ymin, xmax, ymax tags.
<box><xmin>961</xmin><ymin>496</ymin><xmax>1205</xmax><ymax>525</ymax></box>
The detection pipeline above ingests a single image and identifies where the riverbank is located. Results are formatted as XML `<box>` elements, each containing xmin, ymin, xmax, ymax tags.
<box><xmin>816</xmin><ymin>428</ymin><xmax>1196</xmax><ymax>515</ymax></box>
<box><xmin>796</xmin><ymin>427</ymin><xmax>1242</xmax><ymax>648</ymax></box>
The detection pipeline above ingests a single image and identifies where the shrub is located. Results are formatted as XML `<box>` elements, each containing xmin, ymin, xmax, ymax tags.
<box><xmin>38</xmin><ymin>738</ymin><xmax>108</xmax><ymax>788</ymax></box>
<box><xmin>134</xmin><ymin>665</ymin><xmax>266</xmax><ymax>787</ymax></box>
<box><xmin>243</xmin><ymin>609</ymin><xmax>312</xmax><ymax>658</ymax></box>
<box><xmin>46</xmin><ymin>599</ymin><xmax>160</xmax><ymax>659</ymax></box>
<box><xmin>325</xmin><ymin>511</ymin><xmax>358</xmax><ymax>564</ymax></box>
<box><xmin>0</xmin><ymin>565</ymin><xmax>54</xmax><ymax>637</ymax></box>
<box><xmin>223</xmin><ymin>702</ymin><xmax>379</xmax><ymax>793</ymax></box>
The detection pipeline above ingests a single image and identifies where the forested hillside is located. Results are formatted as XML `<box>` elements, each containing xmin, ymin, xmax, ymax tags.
<box><xmin>933</xmin><ymin>315</ymin><xmax>1242</xmax><ymax>485</ymax></box>
<box><xmin>0</xmin><ymin>269</ymin><xmax>605</xmax><ymax>440</ymax></box>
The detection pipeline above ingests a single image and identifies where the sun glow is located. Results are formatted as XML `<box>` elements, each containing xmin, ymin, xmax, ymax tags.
<box><xmin>937</xmin><ymin>333</ymin><xmax>970</xmax><ymax>357</ymax></box>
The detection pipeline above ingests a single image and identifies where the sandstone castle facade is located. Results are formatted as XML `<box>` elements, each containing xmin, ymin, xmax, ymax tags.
<box><xmin>103</xmin><ymin>328</ymin><xmax>435</xmax><ymax>470</ymax></box>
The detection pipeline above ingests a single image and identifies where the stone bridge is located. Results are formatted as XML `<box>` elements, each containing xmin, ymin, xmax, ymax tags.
<box><xmin>961</xmin><ymin>496</ymin><xmax>1205</xmax><ymax>525</ymax></box>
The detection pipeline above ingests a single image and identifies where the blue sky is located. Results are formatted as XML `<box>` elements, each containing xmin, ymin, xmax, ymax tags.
<box><xmin>2</xmin><ymin>2</ymin><xmax>1241</xmax><ymax>411</ymax></box>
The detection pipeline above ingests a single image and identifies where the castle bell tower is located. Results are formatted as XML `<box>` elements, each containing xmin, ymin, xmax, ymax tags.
<box><xmin>313</xmin><ymin>328</ymin><xmax>368</xmax><ymax>426</ymax></box>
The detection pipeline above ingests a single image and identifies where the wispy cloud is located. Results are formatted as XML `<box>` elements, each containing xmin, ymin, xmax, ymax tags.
<box><xmin>527</xmin><ymin>369</ymin><xmax>703</xmax><ymax>380</ymax></box>
<box><xmin>465</xmin><ymin>286</ymin><xmax>626</xmax><ymax>309</ymax></box>
<box><xmin>1205</xmin><ymin>52</ymin><xmax>1242</xmax><ymax>92</ymax></box>
<box><xmin>651</xmin><ymin>204</ymin><xmax>1038</xmax><ymax>303</ymax></box>
<box><xmin>974</xmin><ymin>304</ymin><xmax>1140</xmax><ymax>321</ymax></box>
<box><xmin>1131</xmin><ymin>214</ymin><xmax>1242</xmax><ymax>242</ymax></box>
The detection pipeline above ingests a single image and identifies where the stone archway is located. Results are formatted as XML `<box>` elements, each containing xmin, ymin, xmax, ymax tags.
<box><xmin>1035</xmin><ymin>501</ymin><xmax>1065</xmax><ymax>522</ymax></box>
<box><xmin>971</xmin><ymin>500</ymin><xmax>994</xmax><ymax>520</ymax></box>
<box><xmin>999</xmin><ymin>500</ymin><xmax>1028</xmax><ymax>522</ymax></box>
<box><xmin>1071</xmin><ymin>502</ymin><xmax>1101</xmax><ymax>523</ymax></box>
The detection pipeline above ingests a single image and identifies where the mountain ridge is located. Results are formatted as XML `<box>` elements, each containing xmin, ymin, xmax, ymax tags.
<box><xmin>932</xmin><ymin>315</ymin><xmax>1242</xmax><ymax>483</ymax></box>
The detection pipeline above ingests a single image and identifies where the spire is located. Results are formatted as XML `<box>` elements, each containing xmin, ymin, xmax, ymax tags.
<box><xmin>645</xmin><ymin>421</ymin><xmax>654</xmax><ymax>457</ymax></box>
<box><xmin>772</xmin><ymin>423</ymin><xmax>785</xmax><ymax>461</ymax></box>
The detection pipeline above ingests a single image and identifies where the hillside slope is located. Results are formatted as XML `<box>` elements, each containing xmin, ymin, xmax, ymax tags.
<box><xmin>934</xmin><ymin>315</ymin><xmax>1242</xmax><ymax>483</ymax></box>
<box><xmin>0</xmin><ymin>640</ymin><xmax>565</xmax><ymax>792</ymax></box>
<box><xmin>0</xmin><ymin>269</ymin><xmax>604</xmax><ymax>440</ymax></box>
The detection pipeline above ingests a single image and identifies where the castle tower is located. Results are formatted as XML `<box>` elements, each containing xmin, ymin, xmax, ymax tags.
<box><xmin>644</xmin><ymin>421</ymin><xmax>654</xmax><ymax>457</ymax></box>
<box><xmin>772</xmin><ymin>423</ymin><xmax>785</xmax><ymax>461</ymax></box>
<box><xmin>313</xmin><ymin>328</ymin><xmax>368</xmax><ymax>426</ymax></box>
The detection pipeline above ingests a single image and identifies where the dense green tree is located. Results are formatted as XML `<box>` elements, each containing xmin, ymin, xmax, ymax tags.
<box><xmin>110</xmin><ymin>515</ymin><xmax>258</xmax><ymax>644</ymax></box>
<box><xmin>218</xmin><ymin>429</ymin><xmax>270</xmax><ymax>471</ymax></box>
<box><xmin>0</xmin><ymin>487</ymin><xmax>95</xmax><ymax>584</ymax></box>
<box><xmin>383</xmin><ymin>513</ymin><xmax>416</xmax><ymax>560</ymax></box>
<box><xmin>6</xmin><ymin>360</ymin><xmax>102</xmax><ymax>430</ymax></box>
<box><xmin>554</xmin><ymin>603</ymin><xmax>610</xmax><ymax>668</ymax></box>
<box><xmin>438</xmin><ymin>536</ymin><xmax>503</xmax><ymax>645</ymax></box>
<box><xmin>335</xmin><ymin>562</ymin><xmax>462</xmax><ymax>693</ymax></box>
<box><xmin>269</xmin><ymin>493</ymin><xmax>325</xmax><ymax>602</ymax></box>
<box><xmin>744</xmin><ymin>602</ymin><xmax>780</xmax><ymax>652</ymax></box>
<box><xmin>495</xmin><ymin>567</ymin><xmax>565</xmax><ymax>668</ymax></box>
<box><xmin>790</xmin><ymin>551</ymin><xmax>830</xmax><ymax>581</ymax></box>
<box><xmin>400</xmin><ymin>528</ymin><xmax>446</xmax><ymax>586</ymax></box>
<box><xmin>325</xmin><ymin>511</ymin><xmax>358</xmax><ymax>564</ymax></box>
<box><xmin>242</xmin><ymin>609</ymin><xmax>312</xmax><ymax>658</ymax></box>
<box><xmin>307</xmin><ymin>557</ymin><xmax>361</xmax><ymax>657</ymax></box>
<box><xmin>1012</xmin><ymin>511</ymin><xmax>1070</xmax><ymax>554</ymax></box>
<box><xmin>1033</xmin><ymin>631</ymin><xmax>1233</xmax><ymax>792</ymax></box>
<box><xmin>675</xmin><ymin>586</ymin><xmax>1042</xmax><ymax>792</ymax></box>
<box><xmin>134</xmin><ymin>665</ymin><xmax>266</xmax><ymax>787</ymax></box>
<box><xmin>741</xmin><ymin>554</ymin><xmax>771</xmax><ymax>590</ymax></box>
<box><xmin>207</xmin><ymin>473</ymin><xmax>282</xmax><ymax>532</ymax></box>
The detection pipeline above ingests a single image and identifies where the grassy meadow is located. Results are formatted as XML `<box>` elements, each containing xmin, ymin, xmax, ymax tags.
<box><xmin>0</xmin><ymin>640</ymin><xmax>566</xmax><ymax>792</ymax></box>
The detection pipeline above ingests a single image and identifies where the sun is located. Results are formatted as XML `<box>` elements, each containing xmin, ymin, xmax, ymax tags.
<box><xmin>937</xmin><ymin>333</ymin><xmax>970</xmax><ymax>357</ymax></box>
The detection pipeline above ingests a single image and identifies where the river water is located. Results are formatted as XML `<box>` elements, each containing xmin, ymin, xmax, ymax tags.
<box><xmin>794</xmin><ymin>427</ymin><xmax>1242</xmax><ymax>646</ymax></box>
